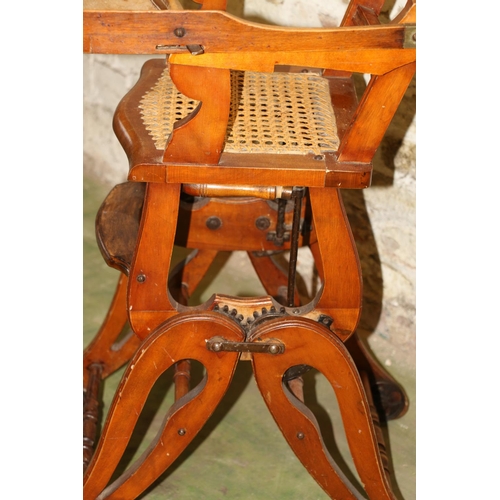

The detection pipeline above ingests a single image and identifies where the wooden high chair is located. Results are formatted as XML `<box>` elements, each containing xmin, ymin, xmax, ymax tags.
<box><xmin>83</xmin><ymin>0</ymin><xmax>416</xmax><ymax>498</ymax></box>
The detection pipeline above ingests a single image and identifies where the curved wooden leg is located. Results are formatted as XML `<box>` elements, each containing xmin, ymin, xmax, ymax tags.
<box><xmin>248</xmin><ymin>251</ymin><xmax>300</xmax><ymax>306</ymax></box>
<box><xmin>251</xmin><ymin>317</ymin><xmax>395</xmax><ymax>500</ymax></box>
<box><xmin>346</xmin><ymin>333</ymin><xmax>409</xmax><ymax>421</ymax></box>
<box><xmin>83</xmin><ymin>273</ymin><xmax>141</xmax><ymax>387</ymax></box>
<box><xmin>84</xmin><ymin>312</ymin><xmax>244</xmax><ymax>500</ymax></box>
<box><xmin>169</xmin><ymin>248</ymin><xmax>219</xmax><ymax>305</ymax></box>
<box><xmin>168</xmin><ymin>249</ymin><xmax>219</xmax><ymax>400</ymax></box>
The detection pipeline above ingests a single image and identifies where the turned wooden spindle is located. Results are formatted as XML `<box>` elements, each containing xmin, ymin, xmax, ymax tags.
<box><xmin>83</xmin><ymin>363</ymin><xmax>103</xmax><ymax>472</ymax></box>
<box><xmin>182</xmin><ymin>184</ymin><xmax>293</xmax><ymax>200</ymax></box>
<box><xmin>173</xmin><ymin>360</ymin><xmax>192</xmax><ymax>400</ymax></box>
<box><xmin>288</xmin><ymin>376</ymin><xmax>305</xmax><ymax>403</ymax></box>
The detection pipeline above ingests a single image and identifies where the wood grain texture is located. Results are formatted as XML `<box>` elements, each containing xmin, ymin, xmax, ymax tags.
<box><xmin>251</xmin><ymin>317</ymin><xmax>396</xmax><ymax>500</ymax></box>
<box><xmin>127</xmin><ymin>182</ymin><xmax>181</xmax><ymax>337</ymax></box>
<box><xmin>113</xmin><ymin>59</ymin><xmax>376</xmax><ymax>189</ymax></box>
<box><xmin>84</xmin><ymin>1</ymin><xmax>416</xmax><ymax>497</ymax></box>
<box><xmin>308</xmin><ymin>186</ymin><xmax>362</xmax><ymax>336</ymax></box>
<box><xmin>337</xmin><ymin>62</ymin><xmax>416</xmax><ymax>163</ymax></box>
<box><xmin>95</xmin><ymin>182</ymin><xmax>146</xmax><ymax>275</ymax></box>
<box><xmin>84</xmin><ymin>312</ymin><xmax>243</xmax><ymax>499</ymax></box>
<box><xmin>84</xmin><ymin>10</ymin><xmax>413</xmax><ymax>63</ymax></box>
<box><xmin>168</xmin><ymin>47</ymin><xmax>415</xmax><ymax>76</ymax></box>
<box><xmin>163</xmin><ymin>65</ymin><xmax>230</xmax><ymax>165</ymax></box>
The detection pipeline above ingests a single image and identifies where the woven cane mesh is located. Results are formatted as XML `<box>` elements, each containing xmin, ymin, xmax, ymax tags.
<box><xmin>139</xmin><ymin>73</ymin><xmax>199</xmax><ymax>149</ymax></box>
<box><xmin>139</xmin><ymin>69</ymin><xmax>339</xmax><ymax>155</ymax></box>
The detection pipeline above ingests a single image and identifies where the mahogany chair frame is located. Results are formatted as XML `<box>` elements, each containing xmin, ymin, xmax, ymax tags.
<box><xmin>83</xmin><ymin>0</ymin><xmax>416</xmax><ymax>498</ymax></box>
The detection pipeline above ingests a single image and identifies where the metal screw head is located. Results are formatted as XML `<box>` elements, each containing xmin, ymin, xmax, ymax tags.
<box><xmin>297</xmin><ymin>432</ymin><xmax>305</xmax><ymax>440</ymax></box>
<box><xmin>313</xmin><ymin>155</ymin><xmax>324</xmax><ymax>161</ymax></box>
<box><xmin>174</xmin><ymin>27</ymin><xmax>186</xmax><ymax>38</ymax></box>
<box><xmin>178</xmin><ymin>428</ymin><xmax>186</xmax><ymax>436</ymax></box>
<box><xmin>255</xmin><ymin>216</ymin><xmax>271</xmax><ymax>230</ymax></box>
<box><xmin>206</xmin><ymin>216</ymin><xmax>222</xmax><ymax>230</ymax></box>
<box><xmin>136</xmin><ymin>274</ymin><xmax>146</xmax><ymax>283</ymax></box>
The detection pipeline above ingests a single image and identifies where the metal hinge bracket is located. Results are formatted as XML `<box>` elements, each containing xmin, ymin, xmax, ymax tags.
<box><xmin>206</xmin><ymin>336</ymin><xmax>285</xmax><ymax>355</ymax></box>
<box><xmin>403</xmin><ymin>24</ymin><xmax>416</xmax><ymax>48</ymax></box>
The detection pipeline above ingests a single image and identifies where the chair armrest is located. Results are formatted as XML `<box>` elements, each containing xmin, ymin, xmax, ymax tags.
<box><xmin>84</xmin><ymin>4</ymin><xmax>416</xmax><ymax>76</ymax></box>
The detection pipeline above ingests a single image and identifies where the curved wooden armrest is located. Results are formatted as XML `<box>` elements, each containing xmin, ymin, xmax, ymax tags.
<box><xmin>84</xmin><ymin>1</ymin><xmax>416</xmax><ymax>75</ymax></box>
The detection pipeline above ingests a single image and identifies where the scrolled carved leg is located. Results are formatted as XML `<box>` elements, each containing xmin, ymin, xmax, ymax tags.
<box><xmin>83</xmin><ymin>312</ymin><xmax>243</xmax><ymax>500</ymax></box>
<box><xmin>251</xmin><ymin>317</ymin><xmax>396</xmax><ymax>500</ymax></box>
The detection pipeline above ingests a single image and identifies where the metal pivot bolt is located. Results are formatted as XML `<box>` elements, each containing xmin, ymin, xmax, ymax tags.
<box><xmin>173</xmin><ymin>27</ymin><xmax>186</xmax><ymax>38</ymax></box>
<box><xmin>177</xmin><ymin>428</ymin><xmax>186</xmax><ymax>436</ymax></box>
<box><xmin>268</xmin><ymin>344</ymin><xmax>280</xmax><ymax>355</ymax></box>
<box><xmin>297</xmin><ymin>432</ymin><xmax>305</xmax><ymax>440</ymax></box>
<box><xmin>206</xmin><ymin>216</ymin><xmax>222</xmax><ymax>230</ymax></box>
<box><xmin>255</xmin><ymin>216</ymin><xmax>271</xmax><ymax>230</ymax></box>
<box><xmin>136</xmin><ymin>274</ymin><xmax>146</xmax><ymax>283</ymax></box>
<box><xmin>211</xmin><ymin>340</ymin><xmax>223</xmax><ymax>352</ymax></box>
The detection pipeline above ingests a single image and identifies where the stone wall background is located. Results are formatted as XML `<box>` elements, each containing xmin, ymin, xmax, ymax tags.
<box><xmin>83</xmin><ymin>0</ymin><xmax>416</xmax><ymax>374</ymax></box>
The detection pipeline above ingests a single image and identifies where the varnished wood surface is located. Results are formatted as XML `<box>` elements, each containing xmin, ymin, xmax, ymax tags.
<box><xmin>84</xmin><ymin>1</ymin><xmax>416</xmax><ymax>497</ymax></box>
<box><xmin>127</xmin><ymin>182</ymin><xmax>180</xmax><ymax>337</ymax></box>
<box><xmin>96</xmin><ymin>182</ymin><xmax>314</xmax><ymax>273</ymax></box>
<box><xmin>252</xmin><ymin>317</ymin><xmax>396</xmax><ymax>500</ymax></box>
<box><xmin>168</xmin><ymin>46</ymin><xmax>415</xmax><ymax>76</ymax></box>
<box><xmin>95</xmin><ymin>182</ymin><xmax>146</xmax><ymax>275</ymax></box>
<box><xmin>113</xmin><ymin>58</ymin><xmax>373</xmax><ymax>189</ymax></box>
<box><xmin>337</xmin><ymin>62</ymin><xmax>416</xmax><ymax>163</ymax></box>
<box><xmin>163</xmin><ymin>65</ymin><xmax>230</xmax><ymax>165</ymax></box>
<box><xmin>84</xmin><ymin>313</ymin><xmax>244</xmax><ymax>499</ymax></box>
<box><xmin>308</xmin><ymin>187</ymin><xmax>362</xmax><ymax>335</ymax></box>
<box><xmin>84</xmin><ymin>9</ymin><xmax>414</xmax><ymax>68</ymax></box>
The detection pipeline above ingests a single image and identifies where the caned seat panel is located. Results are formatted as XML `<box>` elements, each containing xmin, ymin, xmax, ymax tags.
<box><xmin>139</xmin><ymin>68</ymin><xmax>340</xmax><ymax>156</ymax></box>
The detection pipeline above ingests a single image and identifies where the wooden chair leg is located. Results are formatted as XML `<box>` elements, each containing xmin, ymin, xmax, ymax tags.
<box><xmin>168</xmin><ymin>248</ymin><xmax>219</xmax><ymax>305</ymax></box>
<box><xmin>169</xmin><ymin>248</ymin><xmax>219</xmax><ymax>400</ymax></box>
<box><xmin>247</xmin><ymin>251</ymin><xmax>301</xmax><ymax>306</ymax></box>
<box><xmin>346</xmin><ymin>333</ymin><xmax>409</xmax><ymax>421</ymax></box>
<box><xmin>84</xmin><ymin>312</ymin><xmax>243</xmax><ymax>500</ymax></box>
<box><xmin>83</xmin><ymin>274</ymin><xmax>141</xmax><ymax>387</ymax></box>
<box><xmin>83</xmin><ymin>273</ymin><xmax>142</xmax><ymax>470</ymax></box>
<box><xmin>251</xmin><ymin>317</ymin><xmax>395</xmax><ymax>500</ymax></box>
<box><xmin>83</xmin><ymin>363</ymin><xmax>103</xmax><ymax>473</ymax></box>
<box><xmin>309</xmin><ymin>216</ymin><xmax>408</xmax><ymax>421</ymax></box>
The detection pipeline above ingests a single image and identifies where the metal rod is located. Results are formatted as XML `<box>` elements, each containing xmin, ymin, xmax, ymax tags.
<box><xmin>275</xmin><ymin>198</ymin><xmax>287</xmax><ymax>246</ymax></box>
<box><xmin>287</xmin><ymin>187</ymin><xmax>305</xmax><ymax>307</ymax></box>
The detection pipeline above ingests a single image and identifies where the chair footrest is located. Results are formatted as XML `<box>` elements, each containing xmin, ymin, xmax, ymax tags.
<box><xmin>96</xmin><ymin>182</ymin><xmax>146</xmax><ymax>275</ymax></box>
